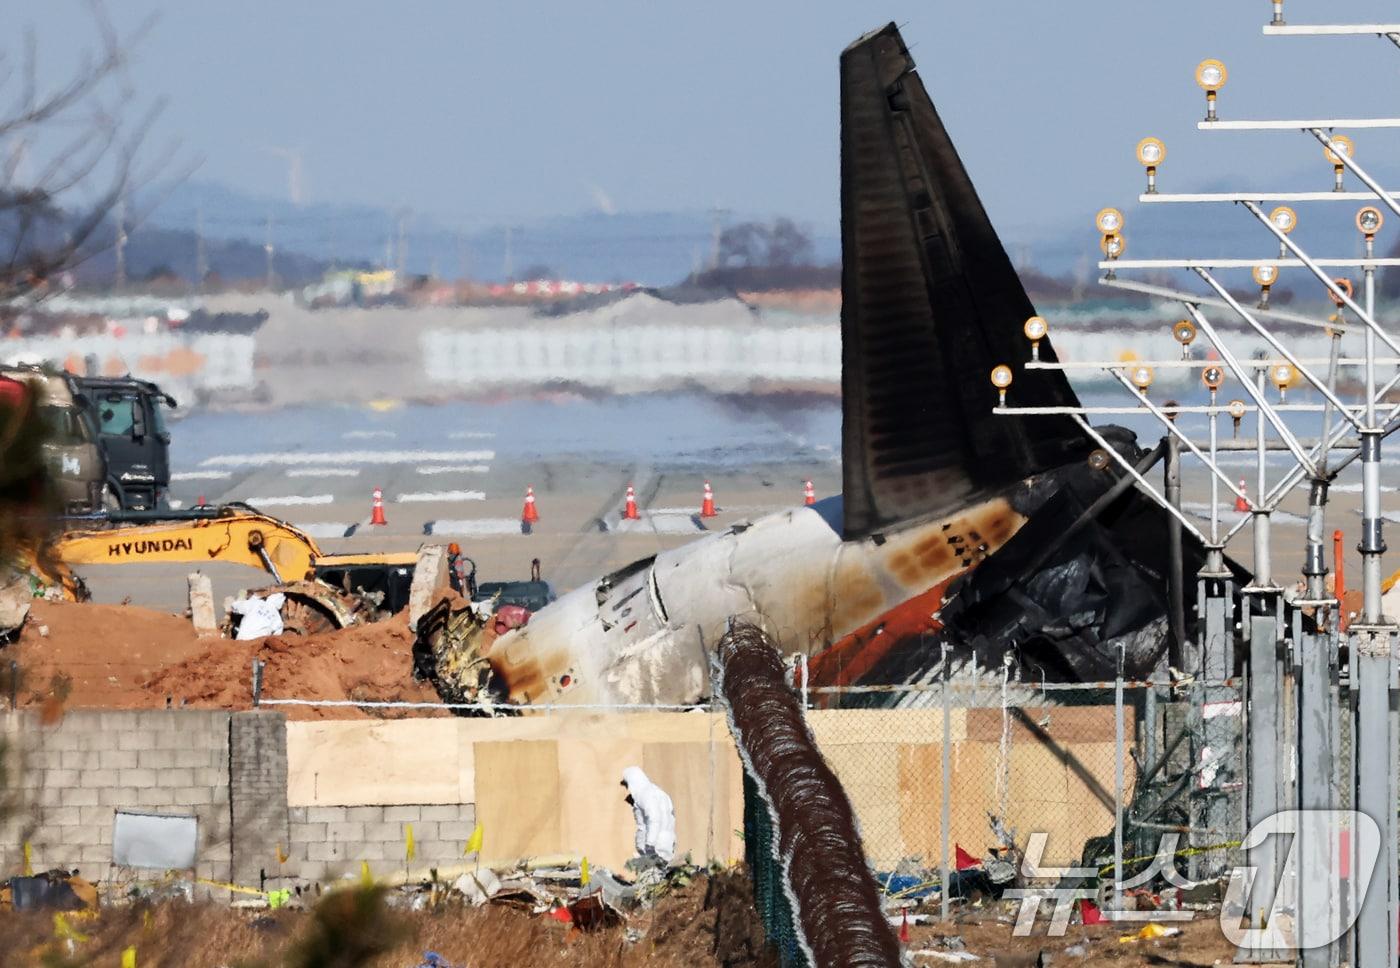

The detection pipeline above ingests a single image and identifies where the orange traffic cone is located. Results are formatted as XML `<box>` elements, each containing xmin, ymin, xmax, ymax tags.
<box><xmin>899</xmin><ymin>908</ymin><xmax>911</xmax><ymax>944</ymax></box>
<box><xmin>623</xmin><ymin>484</ymin><xmax>640</xmax><ymax>520</ymax></box>
<box><xmin>1234</xmin><ymin>478</ymin><xmax>1251</xmax><ymax>512</ymax></box>
<box><xmin>700</xmin><ymin>481</ymin><xmax>716</xmax><ymax>518</ymax></box>
<box><xmin>803</xmin><ymin>480</ymin><xmax>816</xmax><ymax>506</ymax></box>
<box><xmin>370</xmin><ymin>486</ymin><xmax>387</xmax><ymax>526</ymax></box>
<box><xmin>522</xmin><ymin>485</ymin><xmax>540</xmax><ymax>524</ymax></box>
<box><xmin>196</xmin><ymin>494</ymin><xmax>207</xmax><ymax>508</ymax></box>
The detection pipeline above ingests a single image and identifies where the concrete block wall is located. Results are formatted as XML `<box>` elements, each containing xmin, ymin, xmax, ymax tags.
<box><xmin>229</xmin><ymin>711</ymin><xmax>289</xmax><ymax>888</ymax></box>
<box><xmin>0</xmin><ymin>710</ymin><xmax>232</xmax><ymax>887</ymax></box>
<box><xmin>282</xmin><ymin>803</ymin><xmax>476</xmax><ymax>884</ymax></box>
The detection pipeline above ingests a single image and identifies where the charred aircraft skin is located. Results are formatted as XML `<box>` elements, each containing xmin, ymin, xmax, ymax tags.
<box><xmin>423</xmin><ymin>23</ymin><xmax>1232</xmax><ymax>709</ymax></box>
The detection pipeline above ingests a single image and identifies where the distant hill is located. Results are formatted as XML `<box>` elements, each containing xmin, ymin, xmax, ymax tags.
<box><xmin>142</xmin><ymin>180</ymin><xmax>842</xmax><ymax>287</ymax></box>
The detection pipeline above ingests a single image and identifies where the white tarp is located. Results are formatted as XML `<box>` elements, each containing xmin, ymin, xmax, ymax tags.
<box><xmin>112</xmin><ymin>810</ymin><xmax>199</xmax><ymax>870</ymax></box>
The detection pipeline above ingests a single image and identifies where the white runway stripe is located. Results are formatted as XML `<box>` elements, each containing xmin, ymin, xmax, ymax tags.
<box><xmin>168</xmin><ymin>500</ymin><xmax>184</xmax><ymax>510</ymax></box>
<box><xmin>298</xmin><ymin>522</ymin><xmax>354</xmax><ymax>539</ymax></box>
<box><xmin>395</xmin><ymin>490</ymin><xmax>485</xmax><ymax>503</ymax></box>
<box><xmin>428</xmin><ymin>518</ymin><xmax>520</xmax><ymax>535</ymax></box>
<box><xmin>200</xmin><ymin>449</ymin><xmax>494</xmax><ymax>468</ymax></box>
<box><xmin>245</xmin><ymin>494</ymin><xmax>336</xmax><ymax>507</ymax></box>
<box><xmin>447</xmin><ymin>430</ymin><xmax>496</xmax><ymax>439</ymax></box>
<box><xmin>416</xmin><ymin>464</ymin><xmax>490</xmax><ymax>475</ymax></box>
<box><xmin>171</xmin><ymin>470</ymin><xmax>232</xmax><ymax>481</ymax></box>
<box><xmin>287</xmin><ymin>467</ymin><xmax>362</xmax><ymax>478</ymax></box>
<box><xmin>1330</xmin><ymin>482</ymin><xmax>1397</xmax><ymax>493</ymax></box>
<box><xmin>1182</xmin><ymin>501</ymin><xmax>1305</xmax><ymax>525</ymax></box>
<box><xmin>342</xmin><ymin>430</ymin><xmax>396</xmax><ymax>439</ymax></box>
<box><xmin>615</xmin><ymin>511</ymin><xmax>704</xmax><ymax>534</ymax></box>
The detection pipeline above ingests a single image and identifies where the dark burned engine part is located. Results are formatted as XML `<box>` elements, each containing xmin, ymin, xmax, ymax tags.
<box><xmin>718</xmin><ymin>621</ymin><xmax>901</xmax><ymax>968</ymax></box>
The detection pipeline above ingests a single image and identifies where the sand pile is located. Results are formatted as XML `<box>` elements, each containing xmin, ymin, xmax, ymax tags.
<box><xmin>5</xmin><ymin>599</ymin><xmax>441</xmax><ymax>719</ymax></box>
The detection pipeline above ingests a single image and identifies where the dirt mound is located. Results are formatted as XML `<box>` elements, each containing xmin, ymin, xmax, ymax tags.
<box><xmin>6</xmin><ymin>599</ymin><xmax>441</xmax><ymax>719</ymax></box>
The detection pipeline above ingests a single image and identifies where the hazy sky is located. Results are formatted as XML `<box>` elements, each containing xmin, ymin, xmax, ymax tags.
<box><xmin>23</xmin><ymin>0</ymin><xmax>1400</xmax><ymax>237</ymax></box>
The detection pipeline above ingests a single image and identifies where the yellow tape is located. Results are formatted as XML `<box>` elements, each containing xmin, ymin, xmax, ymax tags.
<box><xmin>1096</xmin><ymin>840</ymin><xmax>1242</xmax><ymax>878</ymax></box>
<box><xmin>121</xmin><ymin>946</ymin><xmax>137</xmax><ymax>968</ymax></box>
<box><xmin>194</xmin><ymin>877</ymin><xmax>271</xmax><ymax>898</ymax></box>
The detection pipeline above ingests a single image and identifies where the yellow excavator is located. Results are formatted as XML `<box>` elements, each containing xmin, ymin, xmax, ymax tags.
<box><xmin>42</xmin><ymin>503</ymin><xmax>445</xmax><ymax>634</ymax></box>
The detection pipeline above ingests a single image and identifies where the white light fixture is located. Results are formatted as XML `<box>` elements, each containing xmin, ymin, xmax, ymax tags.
<box><xmin>1323</xmin><ymin>135</ymin><xmax>1355</xmax><ymax>192</ymax></box>
<box><xmin>990</xmin><ymin>364</ymin><xmax>1013</xmax><ymax>406</ymax></box>
<box><xmin>1023</xmin><ymin>316</ymin><xmax>1048</xmax><ymax>362</ymax></box>
<box><xmin>1195</xmin><ymin>59</ymin><xmax>1228</xmax><ymax>122</ymax></box>
<box><xmin>1253</xmin><ymin>264</ymin><xmax>1278</xmax><ymax>309</ymax></box>
<box><xmin>1136</xmin><ymin>138</ymin><xmax>1166</xmax><ymax>194</ymax></box>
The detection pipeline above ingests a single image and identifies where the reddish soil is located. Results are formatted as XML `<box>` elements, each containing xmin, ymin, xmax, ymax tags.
<box><xmin>4</xmin><ymin>599</ymin><xmax>441</xmax><ymax>720</ymax></box>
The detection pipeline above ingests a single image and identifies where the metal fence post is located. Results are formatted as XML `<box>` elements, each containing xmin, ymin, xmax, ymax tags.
<box><xmin>1113</xmin><ymin>644</ymin><xmax>1125</xmax><ymax>909</ymax></box>
<box><xmin>940</xmin><ymin>642</ymin><xmax>951</xmax><ymax>922</ymax></box>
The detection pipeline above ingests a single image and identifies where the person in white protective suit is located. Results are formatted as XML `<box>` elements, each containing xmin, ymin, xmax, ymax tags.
<box><xmin>621</xmin><ymin>766</ymin><xmax>676</xmax><ymax>866</ymax></box>
<box><xmin>228</xmin><ymin>592</ymin><xmax>285</xmax><ymax>640</ymax></box>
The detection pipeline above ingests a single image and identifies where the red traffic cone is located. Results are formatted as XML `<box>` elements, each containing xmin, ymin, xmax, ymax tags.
<box><xmin>899</xmin><ymin>908</ymin><xmax>911</xmax><ymax>944</ymax></box>
<box><xmin>522</xmin><ymin>485</ymin><xmax>540</xmax><ymax>524</ymax></box>
<box><xmin>196</xmin><ymin>494</ymin><xmax>207</xmax><ymax>508</ymax></box>
<box><xmin>370</xmin><ymin>486</ymin><xmax>387</xmax><ymax>526</ymax></box>
<box><xmin>803</xmin><ymin>480</ymin><xmax>816</xmax><ymax>506</ymax></box>
<box><xmin>1234</xmin><ymin>478</ymin><xmax>1251</xmax><ymax>513</ymax></box>
<box><xmin>623</xmin><ymin>484</ymin><xmax>640</xmax><ymax>520</ymax></box>
<box><xmin>700</xmin><ymin>480</ymin><xmax>716</xmax><ymax>518</ymax></box>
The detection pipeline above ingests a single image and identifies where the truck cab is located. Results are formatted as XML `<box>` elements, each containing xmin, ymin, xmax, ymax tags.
<box><xmin>0</xmin><ymin>365</ymin><xmax>108</xmax><ymax>515</ymax></box>
<box><xmin>75</xmin><ymin>377</ymin><xmax>177</xmax><ymax>511</ymax></box>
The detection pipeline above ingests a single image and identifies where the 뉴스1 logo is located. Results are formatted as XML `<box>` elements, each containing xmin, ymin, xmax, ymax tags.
<box><xmin>1006</xmin><ymin>811</ymin><xmax>1379</xmax><ymax>952</ymax></box>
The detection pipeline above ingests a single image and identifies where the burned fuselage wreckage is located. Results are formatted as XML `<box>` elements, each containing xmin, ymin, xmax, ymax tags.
<box><xmin>418</xmin><ymin>23</ymin><xmax>1226</xmax><ymax>709</ymax></box>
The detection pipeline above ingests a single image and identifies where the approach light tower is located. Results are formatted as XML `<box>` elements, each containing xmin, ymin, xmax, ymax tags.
<box><xmin>992</xmin><ymin>9</ymin><xmax>1400</xmax><ymax>966</ymax></box>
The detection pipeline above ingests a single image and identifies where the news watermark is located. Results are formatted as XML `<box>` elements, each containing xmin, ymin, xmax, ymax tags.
<box><xmin>1005</xmin><ymin>810</ymin><xmax>1381</xmax><ymax>950</ymax></box>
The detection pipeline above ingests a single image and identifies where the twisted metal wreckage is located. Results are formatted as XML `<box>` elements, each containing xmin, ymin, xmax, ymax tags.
<box><xmin>418</xmin><ymin>21</ymin><xmax>1237</xmax><ymax>709</ymax></box>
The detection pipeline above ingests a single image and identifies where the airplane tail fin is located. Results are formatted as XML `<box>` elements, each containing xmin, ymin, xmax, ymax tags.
<box><xmin>840</xmin><ymin>24</ymin><xmax>1087</xmax><ymax>539</ymax></box>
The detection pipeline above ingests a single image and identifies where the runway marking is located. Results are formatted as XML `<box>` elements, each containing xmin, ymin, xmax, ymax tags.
<box><xmin>415</xmin><ymin>464</ymin><xmax>490</xmax><ymax>475</ymax></box>
<box><xmin>427</xmin><ymin>518</ymin><xmax>521</xmax><ymax>536</ymax></box>
<box><xmin>343</xmin><ymin>430</ymin><xmax>396</xmax><ymax>440</ymax></box>
<box><xmin>1330</xmin><ymin>482</ymin><xmax>1397</xmax><ymax>493</ymax></box>
<box><xmin>245</xmin><ymin>494</ymin><xmax>336</xmax><ymax>507</ymax></box>
<box><xmin>614</xmin><ymin>511</ymin><xmax>704</xmax><ymax>534</ymax></box>
<box><xmin>200</xmin><ymin>449</ymin><xmax>495</xmax><ymax>468</ymax></box>
<box><xmin>171</xmin><ymin>470</ymin><xmax>232</xmax><ymax>481</ymax></box>
<box><xmin>396</xmin><ymin>490</ymin><xmax>486</xmax><ymax>503</ymax></box>
<box><xmin>287</xmin><ymin>468</ymin><xmax>362</xmax><ymax>478</ymax></box>
<box><xmin>447</xmin><ymin>430</ymin><xmax>496</xmax><ymax>440</ymax></box>
<box><xmin>298</xmin><ymin>522</ymin><xmax>355</xmax><ymax>539</ymax></box>
<box><xmin>1181</xmin><ymin>501</ymin><xmax>1305</xmax><ymax>525</ymax></box>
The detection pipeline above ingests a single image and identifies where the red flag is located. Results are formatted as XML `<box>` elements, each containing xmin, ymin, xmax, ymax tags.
<box><xmin>1080</xmin><ymin>900</ymin><xmax>1103</xmax><ymax>925</ymax></box>
<box><xmin>899</xmin><ymin>909</ymin><xmax>911</xmax><ymax>944</ymax></box>
<box><xmin>954</xmin><ymin>845</ymin><xmax>981</xmax><ymax>870</ymax></box>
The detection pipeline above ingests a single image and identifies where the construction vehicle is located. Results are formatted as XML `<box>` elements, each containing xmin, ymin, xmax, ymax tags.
<box><xmin>74</xmin><ymin>376</ymin><xmax>177</xmax><ymax>511</ymax></box>
<box><xmin>50</xmin><ymin>504</ymin><xmax>441</xmax><ymax>634</ymax></box>
<box><xmin>0</xmin><ymin>365</ymin><xmax>109</xmax><ymax>515</ymax></box>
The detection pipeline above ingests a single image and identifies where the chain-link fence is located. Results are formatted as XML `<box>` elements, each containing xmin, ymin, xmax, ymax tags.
<box><xmin>788</xmin><ymin>675</ymin><xmax>1247</xmax><ymax>904</ymax></box>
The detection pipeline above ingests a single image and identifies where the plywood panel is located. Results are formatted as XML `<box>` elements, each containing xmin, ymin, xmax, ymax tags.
<box><xmin>287</xmin><ymin>720</ymin><xmax>460</xmax><ymax>806</ymax></box>
<box><xmin>809</xmin><ymin>708</ymin><xmax>965</xmax><ymax>746</ymax></box>
<box><xmin>627</xmin><ymin>712</ymin><xmax>728</xmax><ymax>743</ymax></box>
<box><xmin>642</xmin><ymin>738</ymin><xmax>740</xmax><ymax>868</ymax></box>
<box><xmin>557</xmin><ymin>737</ymin><xmax>641</xmax><ymax>871</ymax></box>
<box><xmin>473</xmin><ymin>740</ymin><xmax>561</xmax><ymax>863</ymax></box>
<box><xmin>821</xmin><ymin>743</ymin><xmax>902</xmax><ymax>869</ymax></box>
<box><xmin>897</xmin><ymin>743</ymin><xmax>940</xmax><ymax>864</ymax></box>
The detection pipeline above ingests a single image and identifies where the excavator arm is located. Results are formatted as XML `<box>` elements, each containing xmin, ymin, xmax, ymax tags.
<box><xmin>55</xmin><ymin>508</ymin><xmax>324</xmax><ymax>583</ymax></box>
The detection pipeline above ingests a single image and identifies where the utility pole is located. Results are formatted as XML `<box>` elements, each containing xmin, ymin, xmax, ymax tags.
<box><xmin>114</xmin><ymin>193</ymin><xmax>127</xmax><ymax>290</ymax></box>
<box><xmin>264</xmin><ymin>214</ymin><xmax>275</xmax><ymax>291</ymax></box>
<box><xmin>503</xmin><ymin>226</ymin><xmax>514</xmax><ymax>281</ymax></box>
<box><xmin>194</xmin><ymin>207</ymin><xmax>208</xmax><ymax>290</ymax></box>
<box><xmin>396</xmin><ymin>211</ymin><xmax>408</xmax><ymax>278</ymax></box>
